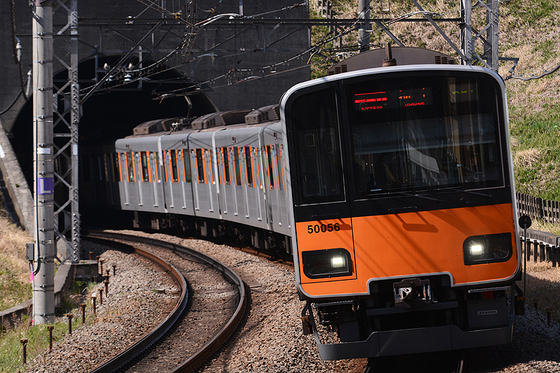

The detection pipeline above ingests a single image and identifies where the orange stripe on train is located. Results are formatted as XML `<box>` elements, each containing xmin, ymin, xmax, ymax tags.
<box><xmin>296</xmin><ymin>203</ymin><xmax>518</xmax><ymax>297</ymax></box>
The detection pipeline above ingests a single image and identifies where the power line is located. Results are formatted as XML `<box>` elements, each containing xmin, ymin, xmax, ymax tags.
<box><xmin>81</xmin><ymin>2</ymin><xmax>311</xmax><ymax>97</ymax></box>
<box><xmin>505</xmin><ymin>61</ymin><xmax>560</xmax><ymax>81</ymax></box>
<box><xmin>155</xmin><ymin>7</ymin><xmax>367</xmax><ymax>97</ymax></box>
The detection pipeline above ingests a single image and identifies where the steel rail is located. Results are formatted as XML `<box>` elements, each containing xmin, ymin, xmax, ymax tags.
<box><xmin>85</xmin><ymin>231</ymin><xmax>249</xmax><ymax>373</ymax></box>
<box><xmin>85</xmin><ymin>233</ymin><xmax>189</xmax><ymax>373</ymax></box>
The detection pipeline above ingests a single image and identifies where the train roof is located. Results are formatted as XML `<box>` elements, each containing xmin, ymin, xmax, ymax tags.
<box><xmin>281</xmin><ymin>63</ymin><xmax>504</xmax><ymax>114</ymax></box>
<box><xmin>327</xmin><ymin>46</ymin><xmax>457</xmax><ymax>75</ymax></box>
<box><xmin>128</xmin><ymin>104</ymin><xmax>280</xmax><ymax>138</ymax></box>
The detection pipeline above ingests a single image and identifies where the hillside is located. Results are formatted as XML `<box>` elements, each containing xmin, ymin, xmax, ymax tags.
<box><xmin>310</xmin><ymin>0</ymin><xmax>560</xmax><ymax>201</ymax></box>
<box><xmin>0</xmin><ymin>204</ymin><xmax>31</xmax><ymax>311</ymax></box>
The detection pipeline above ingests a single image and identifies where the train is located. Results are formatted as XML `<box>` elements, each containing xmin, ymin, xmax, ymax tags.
<box><xmin>82</xmin><ymin>46</ymin><xmax>522</xmax><ymax>360</ymax></box>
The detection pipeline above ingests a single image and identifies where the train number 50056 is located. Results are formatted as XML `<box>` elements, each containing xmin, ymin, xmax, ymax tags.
<box><xmin>307</xmin><ymin>223</ymin><xmax>341</xmax><ymax>234</ymax></box>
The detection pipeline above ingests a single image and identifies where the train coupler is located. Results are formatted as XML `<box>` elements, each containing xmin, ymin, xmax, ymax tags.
<box><xmin>393</xmin><ymin>278</ymin><xmax>432</xmax><ymax>308</ymax></box>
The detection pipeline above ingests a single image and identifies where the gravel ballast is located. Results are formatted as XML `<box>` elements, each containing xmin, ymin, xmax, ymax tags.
<box><xmin>24</xmin><ymin>232</ymin><xmax>560</xmax><ymax>372</ymax></box>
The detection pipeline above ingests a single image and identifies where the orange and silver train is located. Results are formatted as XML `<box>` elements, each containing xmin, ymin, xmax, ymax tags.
<box><xmin>83</xmin><ymin>47</ymin><xmax>521</xmax><ymax>360</ymax></box>
<box><xmin>283</xmin><ymin>50</ymin><xmax>521</xmax><ymax>359</ymax></box>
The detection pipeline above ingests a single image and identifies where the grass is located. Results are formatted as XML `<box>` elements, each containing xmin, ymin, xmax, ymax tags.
<box><xmin>510</xmin><ymin>107</ymin><xmax>560</xmax><ymax>199</ymax></box>
<box><xmin>503</xmin><ymin>0</ymin><xmax>559</xmax><ymax>25</ymax></box>
<box><xmin>0</xmin><ymin>209</ymin><xmax>31</xmax><ymax>311</ymax></box>
<box><xmin>0</xmin><ymin>284</ymin><xmax>97</xmax><ymax>373</ymax></box>
<box><xmin>0</xmin><ymin>321</ymin><xmax>68</xmax><ymax>371</ymax></box>
<box><xmin>528</xmin><ymin>219</ymin><xmax>560</xmax><ymax>236</ymax></box>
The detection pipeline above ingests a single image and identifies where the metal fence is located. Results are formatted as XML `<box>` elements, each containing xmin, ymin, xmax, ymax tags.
<box><xmin>517</xmin><ymin>192</ymin><xmax>560</xmax><ymax>223</ymax></box>
<box><xmin>519</xmin><ymin>236</ymin><xmax>560</xmax><ymax>267</ymax></box>
<box><xmin>516</xmin><ymin>192</ymin><xmax>560</xmax><ymax>266</ymax></box>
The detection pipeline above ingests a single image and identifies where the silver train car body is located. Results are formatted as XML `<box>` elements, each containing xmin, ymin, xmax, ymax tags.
<box><xmin>111</xmin><ymin>107</ymin><xmax>292</xmax><ymax>250</ymax></box>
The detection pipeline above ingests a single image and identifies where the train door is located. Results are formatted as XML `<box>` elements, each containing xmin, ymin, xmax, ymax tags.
<box><xmin>179</xmin><ymin>148</ymin><xmax>188</xmax><ymax>210</ymax></box>
<box><xmin>168</xmin><ymin>149</ymin><xmax>179</xmax><ymax>209</ymax></box>
<box><xmin>156</xmin><ymin>136</ymin><xmax>169</xmax><ymax>211</ymax></box>
<box><xmin>284</xmin><ymin>85</ymin><xmax>357</xmax><ymax>289</ymax></box>
<box><xmin>149</xmin><ymin>151</ymin><xmax>160</xmax><ymax>208</ymax></box>
<box><xmin>134</xmin><ymin>152</ymin><xmax>144</xmax><ymax>207</ymax></box>
<box><xmin>205</xmin><ymin>147</ymin><xmax>216</xmax><ymax>213</ymax></box>
<box><xmin>256</xmin><ymin>130</ymin><xmax>270</xmax><ymax>230</ymax></box>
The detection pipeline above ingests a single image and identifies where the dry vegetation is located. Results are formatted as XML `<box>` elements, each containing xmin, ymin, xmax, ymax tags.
<box><xmin>0</xmin><ymin>207</ymin><xmax>31</xmax><ymax>311</ymax></box>
<box><xmin>525</xmin><ymin>260</ymin><xmax>560</xmax><ymax>321</ymax></box>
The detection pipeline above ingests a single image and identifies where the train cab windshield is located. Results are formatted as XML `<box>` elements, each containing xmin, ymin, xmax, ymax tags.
<box><xmin>346</xmin><ymin>73</ymin><xmax>505</xmax><ymax>198</ymax></box>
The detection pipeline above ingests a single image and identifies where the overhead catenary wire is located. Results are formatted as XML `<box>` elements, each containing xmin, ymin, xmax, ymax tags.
<box><xmin>10</xmin><ymin>0</ymin><xmax>30</xmax><ymax>103</ymax></box>
<box><xmin>505</xmin><ymin>60</ymin><xmax>560</xmax><ymax>81</ymax></box>
<box><xmin>153</xmin><ymin>6</ymin><xmax>371</xmax><ymax>98</ymax></box>
<box><xmin>80</xmin><ymin>1</ymin><xmax>312</xmax><ymax>97</ymax></box>
<box><xmin>88</xmin><ymin>1</ymin><xmax>460</xmax><ymax>97</ymax></box>
<box><xmin>82</xmin><ymin>1</ymin><xmax>532</xmax><ymax>99</ymax></box>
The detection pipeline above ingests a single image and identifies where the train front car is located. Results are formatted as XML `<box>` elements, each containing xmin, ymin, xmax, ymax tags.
<box><xmin>281</xmin><ymin>65</ymin><xmax>520</xmax><ymax>360</ymax></box>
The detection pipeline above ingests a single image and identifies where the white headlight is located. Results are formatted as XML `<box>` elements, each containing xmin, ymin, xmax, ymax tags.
<box><xmin>463</xmin><ymin>233</ymin><xmax>512</xmax><ymax>265</ymax></box>
<box><xmin>302</xmin><ymin>248</ymin><xmax>353</xmax><ymax>278</ymax></box>
<box><xmin>331</xmin><ymin>256</ymin><xmax>346</xmax><ymax>268</ymax></box>
<box><xmin>469</xmin><ymin>243</ymin><xmax>484</xmax><ymax>256</ymax></box>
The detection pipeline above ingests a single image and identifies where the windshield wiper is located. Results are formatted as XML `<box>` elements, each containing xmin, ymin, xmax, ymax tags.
<box><xmin>445</xmin><ymin>186</ymin><xmax>494</xmax><ymax>199</ymax></box>
<box><xmin>394</xmin><ymin>191</ymin><xmax>443</xmax><ymax>203</ymax></box>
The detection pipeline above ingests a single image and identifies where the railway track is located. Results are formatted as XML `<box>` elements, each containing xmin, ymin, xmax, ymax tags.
<box><xmin>85</xmin><ymin>231</ymin><xmax>249</xmax><ymax>373</ymax></box>
<box><xmin>25</xmin><ymin>230</ymin><xmax>560</xmax><ymax>373</ymax></box>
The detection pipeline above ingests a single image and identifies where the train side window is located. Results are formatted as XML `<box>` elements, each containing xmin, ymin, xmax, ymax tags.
<box><xmin>196</xmin><ymin>148</ymin><xmax>205</xmax><ymax>183</ymax></box>
<box><xmin>170</xmin><ymin>150</ymin><xmax>179</xmax><ymax>182</ymax></box>
<box><xmin>153</xmin><ymin>153</ymin><xmax>160</xmax><ymax>182</ymax></box>
<box><xmin>146</xmin><ymin>152</ymin><xmax>153</xmax><ymax>182</ymax></box>
<box><xmin>223</xmin><ymin>148</ymin><xmax>231</xmax><ymax>184</ymax></box>
<box><xmin>182</xmin><ymin>149</ymin><xmax>191</xmax><ymax>182</ymax></box>
<box><xmin>207</xmin><ymin>150</ymin><xmax>214</xmax><ymax>184</ymax></box>
<box><xmin>141</xmin><ymin>152</ymin><xmax>149</xmax><ymax>182</ymax></box>
<box><xmin>233</xmin><ymin>147</ymin><xmax>242</xmax><ymax>186</ymax></box>
<box><xmin>286</xmin><ymin>87</ymin><xmax>344</xmax><ymax>204</ymax></box>
<box><xmin>161</xmin><ymin>151</ymin><xmax>169</xmax><ymax>182</ymax></box>
<box><xmin>245</xmin><ymin>146</ymin><xmax>253</xmax><ymax>187</ymax></box>
<box><xmin>110</xmin><ymin>153</ymin><xmax>117</xmax><ymax>182</ymax></box>
<box><xmin>275</xmin><ymin>144</ymin><xmax>284</xmax><ymax>191</ymax></box>
<box><xmin>126</xmin><ymin>152</ymin><xmax>135</xmax><ymax>182</ymax></box>
<box><xmin>266</xmin><ymin>145</ymin><xmax>274</xmax><ymax>189</ymax></box>
<box><xmin>103</xmin><ymin>154</ymin><xmax>111</xmax><ymax>182</ymax></box>
<box><xmin>255</xmin><ymin>147</ymin><xmax>262</xmax><ymax>188</ymax></box>
<box><xmin>215</xmin><ymin>149</ymin><xmax>221</xmax><ymax>184</ymax></box>
<box><xmin>117</xmin><ymin>153</ymin><xmax>124</xmax><ymax>182</ymax></box>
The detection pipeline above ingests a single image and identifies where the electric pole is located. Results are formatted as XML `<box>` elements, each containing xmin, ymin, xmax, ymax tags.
<box><xmin>358</xmin><ymin>0</ymin><xmax>370</xmax><ymax>52</ymax></box>
<box><xmin>32</xmin><ymin>0</ymin><xmax>55</xmax><ymax>325</ymax></box>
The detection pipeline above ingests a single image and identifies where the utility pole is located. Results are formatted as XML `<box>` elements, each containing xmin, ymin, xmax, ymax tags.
<box><xmin>32</xmin><ymin>0</ymin><xmax>55</xmax><ymax>325</ymax></box>
<box><xmin>486</xmin><ymin>0</ymin><xmax>499</xmax><ymax>72</ymax></box>
<box><xmin>52</xmin><ymin>0</ymin><xmax>81</xmax><ymax>263</ymax></box>
<box><xmin>358</xmin><ymin>0</ymin><xmax>370</xmax><ymax>52</ymax></box>
<box><xmin>460</xmin><ymin>0</ymin><xmax>499</xmax><ymax>72</ymax></box>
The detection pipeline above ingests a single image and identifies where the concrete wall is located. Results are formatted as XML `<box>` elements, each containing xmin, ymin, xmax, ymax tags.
<box><xmin>0</xmin><ymin>119</ymin><xmax>33</xmax><ymax>232</ymax></box>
